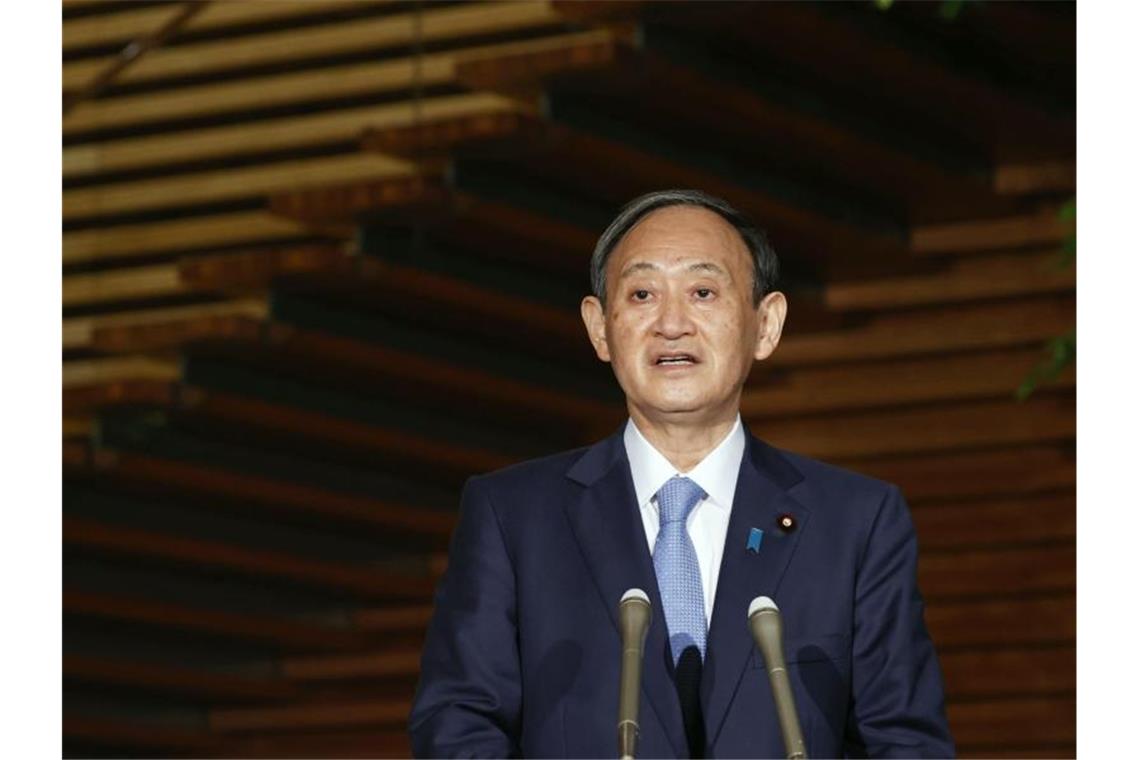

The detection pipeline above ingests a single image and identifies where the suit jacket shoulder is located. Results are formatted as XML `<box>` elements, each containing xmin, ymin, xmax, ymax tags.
<box><xmin>753</xmin><ymin>437</ymin><xmax>904</xmax><ymax>533</ymax></box>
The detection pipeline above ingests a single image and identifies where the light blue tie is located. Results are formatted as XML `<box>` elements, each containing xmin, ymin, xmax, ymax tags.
<box><xmin>653</xmin><ymin>476</ymin><xmax>708</xmax><ymax>665</ymax></box>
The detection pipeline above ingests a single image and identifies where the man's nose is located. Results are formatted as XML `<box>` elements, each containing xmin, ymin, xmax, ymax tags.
<box><xmin>654</xmin><ymin>292</ymin><xmax>695</xmax><ymax>338</ymax></box>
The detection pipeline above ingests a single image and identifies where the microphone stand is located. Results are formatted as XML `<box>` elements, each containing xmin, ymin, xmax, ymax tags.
<box><xmin>749</xmin><ymin>596</ymin><xmax>808</xmax><ymax>759</ymax></box>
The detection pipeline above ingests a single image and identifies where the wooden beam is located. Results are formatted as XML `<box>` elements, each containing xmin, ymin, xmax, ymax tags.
<box><xmin>64</xmin><ymin>446</ymin><xmax>456</xmax><ymax>542</ymax></box>
<box><xmin>64</xmin><ymin>590</ymin><xmax>372</xmax><ymax>650</ymax></box>
<box><xmin>444</xmin><ymin>191</ymin><xmax>601</xmax><ymax>268</ymax></box>
<box><xmin>351</xmin><ymin>605</ymin><xmax>433</xmax><ymax>633</ymax></box>
<box><xmin>63</xmin><ymin>379</ymin><xmax>516</xmax><ymax>476</ymax></box>
<box><xmin>773</xmin><ymin>295</ymin><xmax>1075</xmax><ymax>367</ymax></box>
<box><xmin>177</xmin><ymin>245</ymin><xmax>352</xmax><ymax>289</ymax></box>
<box><xmin>658</xmin><ymin>3</ymin><xmax>1073</xmax><ymax>160</ymax></box>
<box><xmin>454</xmin><ymin>22</ymin><xmax>636</xmax><ymax>91</ymax></box>
<box><xmin>210</xmin><ymin>698</ymin><xmax>410</xmax><ymax>733</ymax></box>
<box><xmin>993</xmin><ymin>162</ymin><xmax>1075</xmax><ymax>196</ymax></box>
<box><xmin>87</xmin><ymin>315</ymin><xmax>270</xmax><ymax>356</ymax></box>
<box><xmin>173</xmin><ymin>389</ymin><xmax>517</xmax><ymax>476</ymax></box>
<box><xmin>269</xmin><ymin>174</ymin><xmax>449</xmax><ymax>227</ymax></box>
<box><xmin>66</xmin><ymin>716</ymin><xmax>412</xmax><ymax>759</ymax></box>
<box><xmin>361</xmin><ymin>111</ymin><xmax>907</xmax><ymax>274</ymax></box>
<box><xmin>63</xmin><ymin>246</ymin><xmax>353</xmax><ymax>311</ymax></box>
<box><xmin>911</xmin><ymin>491</ymin><xmax>1074</xmax><ymax>550</ymax></box>
<box><xmin>64</xmin><ymin>654</ymin><xmax>300</xmax><ymax>702</ymax></box>
<box><xmin>63</xmin><ymin>416</ymin><xmax>94</xmax><ymax>439</ymax></box>
<box><xmin>941</xmin><ymin>646</ymin><xmax>1074</xmax><ymax>699</ymax></box>
<box><xmin>911</xmin><ymin>209</ymin><xmax>1073</xmax><ymax>255</ymax></box>
<box><xmin>64</xmin><ymin>3</ymin><xmax>208</xmax><ymax>115</ymax></box>
<box><xmin>456</xmin><ymin>25</ymin><xmax>995</xmax><ymax>215</ymax></box>
<box><xmin>754</xmin><ymin>395</ymin><xmax>1073</xmax><ymax>460</ymax></box>
<box><xmin>64</xmin><ymin>716</ymin><xmax>218</xmax><ymax>755</ymax></box>
<box><xmin>948</xmin><ymin>696</ymin><xmax>1074</xmax><ymax>748</ymax></box>
<box><xmin>957</xmin><ymin>745</ymin><xmax>1075</xmax><ymax>760</ymax></box>
<box><xmin>360</xmin><ymin>110</ymin><xmax>547</xmax><ymax>159</ymax></box>
<box><xmin>743</xmin><ymin>347</ymin><xmax>1074</xmax><ymax>417</ymax></box>
<box><xmin>63</xmin><ymin>211</ymin><xmax>315</xmax><ymax>266</ymax></box>
<box><xmin>174</xmin><ymin>245</ymin><xmax>585</xmax><ymax>349</ymax></box>
<box><xmin>64</xmin><ymin>378</ymin><xmax>178</xmax><ymax>412</ymax></box>
<box><xmin>549</xmin><ymin>0</ymin><xmax>647</xmax><ymax>24</ymax></box>
<box><xmin>64</xmin><ymin>299</ymin><xmax>269</xmax><ymax>351</ymax></box>
<box><xmin>64</xmin><ymin>28</ymin><xmax>613</xmax><ymax>137</ymax></box>
<box><xmin>83</xmin><ymin>316</ymin><xmax>621</xmax><ymax>434</ymax></box>
<box><xmin>824</xmin><ymin>250</ymin><xmax>1074</xmax><ymax>311</ymax></box>
<box><xmin>64</xmin><ymin>1</ymin><xmax>384</xmax><ymax>52</ymax></box>
<box><xmin>65</xmin><ymin>93</ymin><xmax>526</xmax><ymax>179</ymax></box>
<box><xmin>64</xmin><ymin>517</ymin><xmax>437</xmax><ymax>600</ymax></box>
<box><xmin>63</xmin><ymin>357</ymin><xmax>180</xmax><ymax>388</ymax></box>
<box><xmin>65</xmin><ymin>153</ymin><xmax>413</xmax><ymax>222</ymax></box>
<box><xmin>64</xmin><ymin>263</ymin><xmax>188</xmax><ymax>308</ymax></box>
<box><xmin>926</xmin><ymin>596</ymin><xmax>1074</xmax><ymax>649</ymax></box>
<box><xmin>281</xmin><ymin>649</ymin><xmax>420</xmax><ymax>681</ymax></box>
<box><xmin>65</xmin><ymin>56</ymin><xmax>452</xmax><ymax>137</ymax></box>
<box><xmin>63</xmin><ymin>379</ymin><xmax>179</xmax><ymax>414</ymax></box>
<box><xmin>270</xmin><ymin>176</ymin><xmax>598</xmax><ymax>272</ymax></box>
<box><xmin>214</xmin><ymin>729</ymin><xmax>412</xmax><ymax>759</ymax></box>
<box><xmin>848</xmin><ymin>445</ymin><xmax>1075</xmax><ymax>503</ymax></box>
<box><xmin>919</xmin><ymin>545</ymin><xmax>1074</xmax><ymax>599</ymax></box>
<box><xmin>63</xmin><ymin>1</ymin><xmax>566</xmax><ymax>91</ymax></box>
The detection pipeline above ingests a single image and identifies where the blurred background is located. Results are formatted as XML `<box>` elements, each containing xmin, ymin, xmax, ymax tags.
<box><xmin>61</xmin><ymin>1</ymin><xmax>1075</xmax><ymax>757</ymax></box>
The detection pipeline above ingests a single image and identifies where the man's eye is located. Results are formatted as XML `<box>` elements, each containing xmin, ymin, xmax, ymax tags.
<box><xmin>695</xmin><ymin>288</ymin><xmax>713</xmax><ymax>299</ymax></box>
<box><xmin>632</xmin><ymin>289</ymin><xmax>650</xmax><ymax>301</ymax></box>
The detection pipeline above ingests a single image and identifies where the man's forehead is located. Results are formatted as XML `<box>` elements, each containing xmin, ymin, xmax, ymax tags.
<box><xmin>609</xmin><ymin>206</ymin><xmax>749</xmax><ymax>277</ymax></box>
<box><xmin>618</xmin><ymin>260</ymin><xmax>729</xmax><ymax>278</ymax></box>
<box><xmin>612</xmin><ymin>206</ymin><xmax>747</xmax><ymax>257</ymax></box>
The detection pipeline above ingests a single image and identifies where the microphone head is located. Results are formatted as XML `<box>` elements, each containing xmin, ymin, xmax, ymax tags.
<box><xmin>618</xmin><ymin>588</ymin><xmax>651</xmax><ymax>644</ymax></box>
<box><xmin>621</xmin><ymin>588</ymin><xmax>650</xmax><ymax>606</ymax></box>
<box><xmin>748</xmin><ymin>595</ymin><xmax>779</xmax><ymax>619</ymax></box>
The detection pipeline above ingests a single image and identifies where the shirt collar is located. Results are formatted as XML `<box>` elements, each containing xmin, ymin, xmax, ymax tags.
<box><xmin>623</xmin><ymin>414</ymin><xmax>746</xmax><ymax>510</ymax></box>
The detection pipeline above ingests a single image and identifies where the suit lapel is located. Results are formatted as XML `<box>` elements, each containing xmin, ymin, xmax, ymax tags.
<box><xmin>564</xmin><ymin>432</ymin><xmax>689</xmax><ymax>758</ymax></box>
<box><xmin>700</xmin><ymin>432</ymin><xmax>811</xmax><ymax>747</ymax></box>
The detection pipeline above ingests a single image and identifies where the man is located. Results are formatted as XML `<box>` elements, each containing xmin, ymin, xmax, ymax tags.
<box><xmin>409</xmin><ymin>190</ymin><xmax>954</xmax><ymax>758</ymax></box>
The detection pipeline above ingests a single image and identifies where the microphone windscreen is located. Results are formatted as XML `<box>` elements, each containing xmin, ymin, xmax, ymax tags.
<box><xmin>748</xmin><ymin>595</ymin><xmax>779</xmax><ymax>618</ymax></box>
<box><xmin>621</xmin><ymin>588</ymin><xmax>650</xmax><ymax>605</ymax></box>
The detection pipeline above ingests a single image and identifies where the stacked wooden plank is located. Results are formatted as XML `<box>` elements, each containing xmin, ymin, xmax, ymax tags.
<box><xmin>62</xmin><ymin>1</ymin><xmax>1074</xmax><ymax>757</ymax></box>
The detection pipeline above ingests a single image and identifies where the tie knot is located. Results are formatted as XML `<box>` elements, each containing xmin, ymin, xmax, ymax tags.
<box><xmin>656</xmin><ymin>476</ymin><xmax>706</xmax><ymax>525</ymax></box>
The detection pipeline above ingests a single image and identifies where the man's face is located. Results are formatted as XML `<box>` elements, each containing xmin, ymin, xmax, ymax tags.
<box><xmin>581</xmin><ymin>206</ymin><xmax>786</xmax><ymax>427</ymax></box>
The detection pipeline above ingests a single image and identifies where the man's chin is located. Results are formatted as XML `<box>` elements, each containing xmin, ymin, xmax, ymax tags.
<box><xmin>632</xmin><ymin>395</ymin><xmax>725</xmax><ymax>420</ymax></box>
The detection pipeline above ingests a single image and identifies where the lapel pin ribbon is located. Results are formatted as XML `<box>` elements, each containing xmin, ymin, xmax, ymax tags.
<box><xmin>746</xmin><ymin>527</ymin><xmax>764</xmax><ymax>553</ymax></box>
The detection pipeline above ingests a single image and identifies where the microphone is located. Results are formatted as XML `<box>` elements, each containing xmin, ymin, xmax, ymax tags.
<box><xmin>748</xmin><ymin>596</ymin><xmax>807</xmax><ymax>760</ymax></box>
<box><xmin>617</xmin><ymin>588</ymin><xmax>651</xmax><ymax>760</ymax></box>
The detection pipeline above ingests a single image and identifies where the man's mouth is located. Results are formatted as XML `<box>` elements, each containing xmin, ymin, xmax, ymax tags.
<box><xmin>654</xmin><ymin>353</ymin><xmax>698</xmax><ymax>366</ymax></box>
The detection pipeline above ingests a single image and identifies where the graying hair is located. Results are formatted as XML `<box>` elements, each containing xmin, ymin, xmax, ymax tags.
<box><xmin>589</xmin><ymin>189</ymin><xmax>779</xmax><ymax>307</ymax></box>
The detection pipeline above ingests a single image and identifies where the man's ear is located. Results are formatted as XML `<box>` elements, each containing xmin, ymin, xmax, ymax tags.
<box><xmin>753</xmin><ymin>291</ymin><xmax>787</xmax><ymax>361</ymax></box>
<box><xmin>580</xmin><ymin>295</ymin><xmax>611</xmax><ymax>362</ymax></box>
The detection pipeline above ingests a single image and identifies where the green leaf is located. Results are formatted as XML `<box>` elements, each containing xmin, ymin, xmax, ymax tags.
<box><xmin>1016</xmin><ymin>329</ymin><xmax>1075</xmax><ymax>401</ymax></box>
<box><xmin>1056</xmin><ymin>196</ymin><xmax>1076</xmax><ymax>267</ymax></box>
<box><xmin>1058</xmin><ymin>237</ymin><xmax>1076</xmax><ymax>267</ymax></box>
<box><xmin>939</xmin><ymin>0</ymin><xmax>966</xmax><ymax>21</ymax></box>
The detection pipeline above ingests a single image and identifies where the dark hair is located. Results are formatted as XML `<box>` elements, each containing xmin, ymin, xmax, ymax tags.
<box><xmin>590</xmin><ymin>189</ymin><xmax>779</xmax><ymax>307</ymax></box>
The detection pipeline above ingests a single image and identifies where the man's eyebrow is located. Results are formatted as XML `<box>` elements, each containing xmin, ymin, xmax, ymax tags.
<box><xmin>618</xmin><ymin>261</ymin><xmax>660</xmax><ymax>279</ymax></box>
<box><xmin>688</xmin><ymin>262</ymin><xmax>728</xmax><ymax>276</ymax></box>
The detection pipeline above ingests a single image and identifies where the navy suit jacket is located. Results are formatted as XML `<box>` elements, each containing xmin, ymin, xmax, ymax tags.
<box><xmin>409</xmin><ymin>426</ymin><xmax>954</xmax><ymax>758</ymax></box>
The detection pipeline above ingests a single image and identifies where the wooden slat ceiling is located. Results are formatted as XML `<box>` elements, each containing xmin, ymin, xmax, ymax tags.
<box><xmin>62</xmin><ymin>2</ymin><xmax>1075</xmax><ymax>758</ymax></box>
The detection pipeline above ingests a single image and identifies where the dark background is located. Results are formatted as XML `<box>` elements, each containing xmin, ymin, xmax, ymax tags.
<box><xmin>62</xmin><ymin>1</ymin><xmax>1075</xmax><ymax>756</ymax></box>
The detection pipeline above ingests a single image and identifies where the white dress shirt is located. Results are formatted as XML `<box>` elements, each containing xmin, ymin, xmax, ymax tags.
<box><xmin>623</xmin><ymin>415</ymin><xmax>745</xmax><ymax>623</ymax></box>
